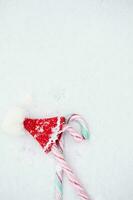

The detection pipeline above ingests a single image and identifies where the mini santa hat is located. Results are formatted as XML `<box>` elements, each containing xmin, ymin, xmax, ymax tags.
<box><xmin>2</xmin><ymin>106</ymin><xmax>66</xmax><ymax>153</ymax></box>
<box><xmin>24</xmin><ymin>116</ymin><xmax>65</xmax><ymax>153</ymax></box>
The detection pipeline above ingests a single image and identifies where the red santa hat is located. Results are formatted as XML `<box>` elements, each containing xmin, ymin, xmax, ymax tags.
<box><xmin>2</xmin><ymin>106</ymin><xmax>65</xmax><ymax>153</ymax></box>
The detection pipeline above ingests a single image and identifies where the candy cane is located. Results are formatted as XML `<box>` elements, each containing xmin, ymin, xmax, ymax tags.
<box><xmin>55</xmin><ymin>137</ymin><xmax>64</xmax><ymax>200</ymax></box>
<box><xmin>52</xmin><ymin>144</ymin><xmax>90</xmax><ymax>200</ymax></box>
<box><xmin>53</xmin><ymin>114</ymin><xmax>91</xmax><ymax>200</ymax></box>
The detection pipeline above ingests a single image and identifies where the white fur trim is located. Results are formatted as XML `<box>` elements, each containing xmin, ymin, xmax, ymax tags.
<box><xmin>2</xmin><ymin>107</ymin><xmax>26</xmax><ymax>136</ymax></box>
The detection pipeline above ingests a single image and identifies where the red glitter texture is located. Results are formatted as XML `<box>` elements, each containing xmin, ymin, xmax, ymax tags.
<box><xmin>23</xmin><ymin>116</ymin><xmax>65</xmax><ymax>153</ymax></box>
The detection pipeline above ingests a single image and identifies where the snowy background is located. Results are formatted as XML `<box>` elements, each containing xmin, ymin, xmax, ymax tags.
<box><xmin>0</xmin><ymin>0</ymin><xmax>133</xmax><ymax>200</ymax></box>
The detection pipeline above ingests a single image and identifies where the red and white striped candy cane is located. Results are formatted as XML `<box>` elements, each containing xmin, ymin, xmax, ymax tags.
<box><xmin>52</xmin><ymin>144</ymin><xmax>91</xmax><ymax>200</ymax></box>
<box><xmin>55</xmin><ymin>137</ymin><xmax>64</xmax><ymax>200</ymax></box>
<box><xmin>53</xmin><ymin>114</ymin><xmax>91</xmax><ymax>200</ymax></box>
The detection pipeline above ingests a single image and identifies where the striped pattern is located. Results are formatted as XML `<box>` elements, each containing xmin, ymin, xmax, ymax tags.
<box><xmin>67</xmin><ymin>114</ymin><xmax>90</xmax><ymax>139</ymax></box>
<box><xmin>52</xmin><ymin>144</ymin><xmax>91</xmax><ymax>200</ymax></box>
<box><xmin>55</xmin><ymin>137</ymin><xmax>64</xmax><ymax>200</ymax></box>
<box><xmin>53</xmin><ymin>114</ymin><xmax>91</xmax><ymax>200</ymax></box>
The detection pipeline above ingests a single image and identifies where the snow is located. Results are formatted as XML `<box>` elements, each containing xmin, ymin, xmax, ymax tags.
<box><xmin>0</xmin><ymin>0</ymin><xmax>133</xmax><ymax>200</ymax></box>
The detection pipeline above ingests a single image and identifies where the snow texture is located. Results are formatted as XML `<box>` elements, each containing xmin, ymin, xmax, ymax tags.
<box><xmin>0</xmin><ymin>0</ymin><xmax>133</xmax><ymax>200</ymax></box>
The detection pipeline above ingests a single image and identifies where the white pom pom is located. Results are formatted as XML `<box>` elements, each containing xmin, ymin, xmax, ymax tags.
<box><xmin>2</xmin><ymin>107</ymin><xmax>26</xmax><ymax>136</ymax></box>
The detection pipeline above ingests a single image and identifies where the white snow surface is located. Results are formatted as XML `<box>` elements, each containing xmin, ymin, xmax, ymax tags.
<box><xmin>0</xmin><ymin>0</ymin><xmax>133</xmax><ymax>200</ymax></box>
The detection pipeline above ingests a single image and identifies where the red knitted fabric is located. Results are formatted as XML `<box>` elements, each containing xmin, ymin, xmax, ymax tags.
<box><xmin>23</xmin><ymin>116</ymin><xmax>65</xmax><ymax>153</ymax></box>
